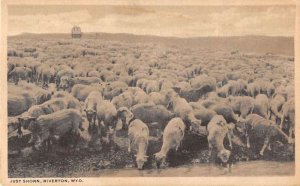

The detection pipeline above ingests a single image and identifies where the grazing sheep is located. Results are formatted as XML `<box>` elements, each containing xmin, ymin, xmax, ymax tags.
<box><xmin>68</xmin><ymin>77</ymin><xmax>102</xmax><ymax>89</ymax></box>
<box><xmin>174</xmin><ymin>85</ymin><xmax>215</xmax><ymax>102</ymax></box>
<box><xmin>131</xmin><ymin>88</ymin><xmax>152</xmax><ymax>105</ymax></box>
<box><xmin>128</xmin><ymin>119</ymin><xmax>149</xmax><ymax>170</ymax></box>
<box><xmin>145</xmin><ymin>80</ymin><xmax>160</xmax><ymax>94</ymax></box>
<box><xmin>280</xmin><ymin>98</ymin><xmax>295</xmax><ymax>141</ymax></box>
<box><xmin>19</xmin><ymin>96</ymin><xmax>82</xmax><ymax>130</ymax></box>
<box><xmin>149</xmin><ymin>92</ymin><xmax>168</xmax><ymax>107</ymax></box>
<box><xmin>189</xmin><ymin>103</ymin><xmax>217</xmax><ymax>126</ymax></box>
<box><xmin>166</xmin><ymin>90</ymin><xmax>206</xmax><ymax>136</ymax></box>
<box><xmin>71</xmin><ymin>84</ymin><xmax>104</xmax><ymax>101</ymax></box>
<box><xmin>236</xmin><ymin>114</ymin><xmax>292</xmax><ymax>156</ymax></box>
<box><xmin>217</xmin><ymin>84</ymin><xmax>230</xmax><ymax>98</ymax></box>
<box><xmin>8</xmin><ymin>91</ymin><xmax>36</xmax><ymax>117</ymax></box>
<box><xmin>207</xmin><ymin>115</ymin><xmax>235</xmax><ymax>164</ymax></box>
<box><xmin>270</xmin><ymin>94</ymin><xmax>285</xmax><ymax>123</ymax></box>
<box><xmin>56</xmin><ymin>69</ymin><xmax>75</xmax><ymax>88</ymax></box>
<box><xmin>96</xmin><ymin>101</ymin><xmax>132</xmax><ymax>143</ymax></box>
<box><xmin>22</xmin><ymin>109</ymin><xmax>84</xmax><ymax>150</ymax></box>
<box><xmin>111</xmin><ymin>92</ymin><xmax>133</xmax><ymax>109</ymax></box>
<box><xmin>154</xmin><ymin>118</ymin><xmax>186</xmax><ymax>167</ymax></box>
<box><xmin>247</xmin><ymin>82</ymin><xmax>260</xmax><ymax>97</ymax></box>
<box><xmin>87</xmin><ymin>70</ymin><xmax>101</xmax><ymax>77</ymax></box>
<box><xmin>208</xmin><ymin>103</ymin><xmax>240</xmax><ymax>124</ymax></box>
<box><xmin>8</xmin><ymin>67</ymin><xmax>33</xmax><ymax>84</ymax></box>
<box><xmin>228</xmin><ymin>96</ymin><xmax>255</xmax><ymax>118</ymax></box>
<box><xmin>18</xmin><ymin>82</ymin><xmax>52</xmax><ymax>105</ymax></box>
<box><xmin>253</xmin><ymin>94</ymin><xmax>270</xmax><ymax>119</ymax></box>
<box><xmin>189</xmin><ymin>74</ymin><xmax>216</xmax><ymax>92</ymax></box>
<box><xmin>102</xmin><ymin>81</ymin><xmax>128</xmax><ymax>100</ymax></box>
<box><xmin>173</xmin><ymin>81</ymin><xmax>191</xmax><ymax>92</ymax></box>
<box><xmin>260</xmin><ymin>81</ymin><xmax>275</xmax><ymax>98</ymax></box>
<box><xmin>36</xmin><ymin>64</ymin><xmax>55</xmax><ymax>87</ymax></box>
<box><xmin>131</xmin><ymin>103</ymin><xmax>175</xmax><ymax>133</ymax></box>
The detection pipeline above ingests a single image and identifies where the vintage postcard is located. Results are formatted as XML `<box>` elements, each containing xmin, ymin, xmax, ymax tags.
<box><xmin>0</xmin><ymin>0</ymin><xmax>299</xmax><ymax>185</ymax></box>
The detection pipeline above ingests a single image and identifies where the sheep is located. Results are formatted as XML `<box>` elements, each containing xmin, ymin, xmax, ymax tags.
<box><xmin>111</xmin><ymin>92</ymin><xmax>133</xmax><ymax>109</ymax></box>
<box><xmin>227</xmin><ymin>96</ymin><xmax>255</xmax><ymax>118</ymax></box>
<box><xmin>84</xmin><ymin>91</ymin><xmax>103</xmax><ymax>129</ymax></box>
<box><xmin>166</xmin><ymin>90</ymin><xmax>206</xmax><ymax>136</ymax></box>
<box><xmin>253</xmin><ymin>94</ymin><xmax>270</xmax><ymax>119</ymax></box>
<box><xmin>128</xmin><ymin>119</ymin><xmax>149</xmax><ymax>170</ymax></box>
<box><xmin>207</xmin><ymin>115</ymin><xmax>235</xmax><ymax>165</ymax></box>
<box><xmin>96</xmin><ymin>101</ymin><xmax>133</xmax><ymax>144</ymax></box>
<box><xmin>8</xmin><ymin>66</ymin><xmax>33</xmax><ymax>84</ymax></box>
<box><xmin>22</xmin><ymin>109</ymin><xmax>84</xmax><ymax>150</ymax></box>
<box><xmin>145</xmin><ymin>80</ymin><xmax>160</xmax><ymax>94</ymax></box>
<box><xmin>189</xmin><ymin>74</ymin><xmax>216</xmax><ymax>92</ymax></box>
<box><xmin>280</xmin><ymin>98</ymin><xmax>295</xmax><ymax>141</ymax></box>
<box><xmin>236</xmin><ymin>114</ymin><xmax>292</xmax><ymax>156</ymax></box>
<box><xmin>270</xmin><ymin>94</ymin><xmax>285</xmax><ymax>124</ymax></box>
<box><xmin>154</xmin><ymin>117</ymin><xmax>186</xmax><ymax>167</ymax></box>
<box><xmin>71</xmin><ymin>84</ymin><xmax>104</xmax><ymax>101</ymax></box>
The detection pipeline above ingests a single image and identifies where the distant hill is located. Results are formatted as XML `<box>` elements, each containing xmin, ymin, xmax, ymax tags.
<box><xmin>9</xmin><ymin>32</ymin><xmax>294</xmax><ymax>56</ymax></box>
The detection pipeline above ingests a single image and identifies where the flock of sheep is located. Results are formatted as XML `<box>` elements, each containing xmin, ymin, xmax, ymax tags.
<box><xmin>7</xmin><ymin>37</ymin><xmax>295</xmax><ymax>170</ymax></box>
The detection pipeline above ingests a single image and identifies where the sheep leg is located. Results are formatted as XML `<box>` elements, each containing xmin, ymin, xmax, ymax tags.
<box><xmin>46</xmin><ymin>138</ymin><xmax>52</xmax><ymax>152</ymax></box>
<box><xmin>128</xmin><ymin>138</ymin><xmax>131</xmax><ymax>152</ymax></box>
<box><xmin>179</xmin><ymin>141</ymin><xmax>183</xmax><ymax>153</ymax></box>
<box><xmin>227</xmin><ymin>133</ymin><xmax>233</xmax><ymax>149</ymax></box>
<box><xmin>260</xmin><ymin>137</ymin><xmax>270</xmax><ymax>156</ymax></box>
<box><xmin>78</xmin><ymin>121</ymin><xmax>84</xmax><ymax>131</ymax></box>
<box><xmin>280</xmin><ymin>113</ymin><xmax>285</xmax><ymax>130</ymax></box>
<box><xmin>33</xmin><ymin>135</ymin><xmax>42</xmax><ymax>151</ymax></box>
<box><xmin>288</xmin><ymin>128</ymin><xmax>294</xmax><ymax>144</ymax></box>
<box><xmin>208</xmin><ymin>143</ymin><xmax>212</xmax><ymax>157</ymax></box>
<box><xmin>267</xmin><ymin>143</ymin><xmax>271</xmax><ymax>151</ymax></box>
<box><xmin>73</xmin><ymin>129</ymin><xmax>80</xmax><ymax>149</ymax></box>
<box><xmin>246</xmin><ymin>133</ymin><xmax>250</xmax><ymax>149</ymax></box>
<box><xmin>17</xmin><ymin>123</ymin><xmax>23</xmax><ymax>138</ymax></box>
<box><xmin>93</xmin><ymin>114</ymin><xmax>97</xmax><ymax>126</ymax></box>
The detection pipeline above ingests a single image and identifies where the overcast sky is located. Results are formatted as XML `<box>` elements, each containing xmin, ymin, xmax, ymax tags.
<box><xmin>8</xmin><ymin>5</ymin><xmax>295</xmax><ymax>37</ymax></box>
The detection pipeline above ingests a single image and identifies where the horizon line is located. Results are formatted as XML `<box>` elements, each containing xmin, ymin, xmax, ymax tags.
<box><xmin>7</xmin><ymin>32</ymin><xmax>294</xmax><ymax>39</ymax></box>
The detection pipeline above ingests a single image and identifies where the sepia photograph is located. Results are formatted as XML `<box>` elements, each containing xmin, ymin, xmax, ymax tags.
<box><xmin>1</xmin><ymin>0</ymin><xmax>299</xmax><ymax>185</ymax></box>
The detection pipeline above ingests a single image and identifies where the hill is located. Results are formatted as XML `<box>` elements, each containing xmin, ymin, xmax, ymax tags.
<box><xmin>9</xmin><ymin>33</ymin><xmax>294</xmax><ymax>56</ymax></box>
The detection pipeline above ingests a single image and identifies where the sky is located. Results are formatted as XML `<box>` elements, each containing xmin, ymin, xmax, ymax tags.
<box><xmin>8</xmin><ymin>5</ymin><xmax>296</xmax><ymax>37</ymax></box>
